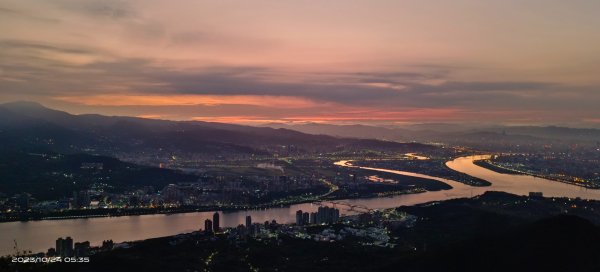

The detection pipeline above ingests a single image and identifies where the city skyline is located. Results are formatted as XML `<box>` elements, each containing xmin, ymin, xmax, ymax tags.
<box><xmin>1</xmin><ymin>0</ymin><xmax>600</xmax><ymax>127</ymax></box>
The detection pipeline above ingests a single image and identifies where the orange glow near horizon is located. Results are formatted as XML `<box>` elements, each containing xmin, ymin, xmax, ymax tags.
<box><xmin>2</xmin><ymin>1</ymin><xmax>600</xmax><ymax>126</ymax></box>
<box><xmin>188</xmin><ymin>108</ymin><xmax>466</xmax><ymax>124</ymax></box>
<box><xmin>50</xmin><ymin>93</ymin><xmax>574</xmax><ymax>125</ymax></box>
<box><xmin>124</xmin><ymin>106</ymin><xmax>586</xmax><ymax>126</ymax></box>
<box><xmin>54</xmin><ymin>94</ymin><xmax>326</xmax><ymax>109</ymax></box>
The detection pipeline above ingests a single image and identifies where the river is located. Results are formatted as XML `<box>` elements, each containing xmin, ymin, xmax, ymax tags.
<box><xmin>2</xmin><ymin>155</ymin><xmax>599</xmax><ymax>256</ymax></box>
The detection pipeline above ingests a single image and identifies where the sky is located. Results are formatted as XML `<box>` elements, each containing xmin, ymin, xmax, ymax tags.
<box><xmin>1</xmin><ymin>0</ymin><xmax>600</xmax><ymax>127</ymax></box>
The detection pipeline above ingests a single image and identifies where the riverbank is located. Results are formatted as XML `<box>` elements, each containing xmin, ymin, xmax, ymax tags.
<box><xmin>0</xmin><ymin>205</ymin><xmax>250</xmax><ymax>223</ymax></box>
<box><xmin>474</xmin><ymin>159</ymin><xmax>600</xmax><ymax>189</ymax></box>
<box><xmin>345</xmin><ymin>158</ymin><xmax>492</xmax><ymax>187</ymax></box>
<box><xmin>473</xmin><ymin>159</ymin><xmax>524</xmax><ymax>175</ymax></box>
<box><xmin>0</xmin><ymin>189</ymin><xmax>427</xmax><ymax>223</ymax></box>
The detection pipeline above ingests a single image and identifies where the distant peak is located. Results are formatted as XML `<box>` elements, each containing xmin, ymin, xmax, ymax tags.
<box><xmin>1</xmin><ymin>100</ymin><xmax>47</xmax><ymax>109</ymax></box>
<box><xmin>0</xmin><ymin>101</ymin><xmax>71</xmax><ymax>118</ymax></box>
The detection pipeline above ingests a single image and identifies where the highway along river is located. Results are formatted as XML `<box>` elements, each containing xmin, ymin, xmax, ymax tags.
<box><xmin>2</xmin><ymin>155</ymin><xmax>600</xmax><ymax>256</ymax></box>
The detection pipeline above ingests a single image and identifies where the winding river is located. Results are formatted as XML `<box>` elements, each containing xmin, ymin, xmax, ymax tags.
<box><xmin>2</xmin><ymin>155</ymin><xmax>599</xmax><ymax>256</ymax></box>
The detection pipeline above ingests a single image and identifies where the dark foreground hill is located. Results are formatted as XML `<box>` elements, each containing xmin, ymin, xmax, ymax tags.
<box><xmin>401</xmin><ymin>215</ymin><xmax>600</xmax><ymax>272</ymax></box>
<box><xmin>0</xmin><ymin>151</ymin><xmax>197</xmax><ymax>200</ymax></box>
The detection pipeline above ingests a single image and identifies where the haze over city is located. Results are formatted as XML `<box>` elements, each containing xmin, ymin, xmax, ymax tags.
<box><xmin>1</xmin><ymin>0</ymin><xmax>600</xmax><ymax>127</ymax></box>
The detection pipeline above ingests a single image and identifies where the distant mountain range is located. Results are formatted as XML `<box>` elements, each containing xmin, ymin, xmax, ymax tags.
<box><xmin>264</xmin><ymin>122</ymin><xmax>411</xmax><ymax>141</ymax></box>
<box><xmin>1</xmin><ymin>101</ymin><xmax>596</xmax><ymax>158</ymax></box>
<box><xmin>263</xmin><ymin>122</ymin><xmax>600</xmax><ymax>151</ymax></box>
<box><xmin>0</xmin><ymin>101</ymin><xmax>432</xmax><ymax>157</ymax></box>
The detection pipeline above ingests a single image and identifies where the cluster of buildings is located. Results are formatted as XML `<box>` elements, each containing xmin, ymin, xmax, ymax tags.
<box><xmin>1</xmin><ymin>193</ymin><xmax>32</xmax><ymax>212</ymax></box>
<box><xmin>199</xmin><ymin>207</ymin><xmax>406</xmax><ymax>245</ymax></box>
<box><xmin>490</xmin><ymin>153</ymin><xmax>600</xmax><ymax>188</ymax></box>
<box><xmin>0</xmin><ymin>173</ymin><xmax>329</xmax><ymax>215</ymax></box>
<box><xmin>28</xmin><ymin>238</ymin><xmax>120</xmax><ymax>259</ymax></box>
<box><xmin>195</xmin><ymin>208</ymin><xmax>405</xmax><ymax>248</ymax></box>
<box><xmin>46</xmin><ymin>237</ymin><xmax>111</xmax><ymax>258</ymax></box>
<box><xmin>295</xmin><ymin>206</ymin><xmax>340</xmax><ymax>226</ymax></box>
<box><xmin>203</xmin><ymin>212</ymin><xmax>221</xmax><ymax>233</ymax></box>
<box><xmin>29</xmin><ymin>207</ymin><xmax>413</xmax><ymax>259</ymax></box>
<box><xmin>203</xmin><ymin>213</ymin><xmax>268</xmax><ymax>238</ymax></box>
<box><xmin>160</xmin><ymin>175</ymin><xmax>324</xmax><ymax>206</ymax></box>
<box><xmin>310</xmin><ymin>226</ymin><xmax>391</xmax><ymax>246</ymax></box>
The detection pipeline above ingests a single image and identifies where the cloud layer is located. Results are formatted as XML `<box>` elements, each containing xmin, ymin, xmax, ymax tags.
<box><xmin>1</xmin><ymin>0</ymin><xmax>600</xmax><ymax>126</ymax></box>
